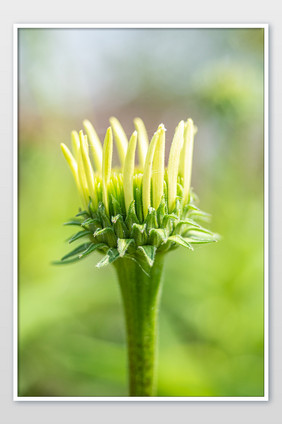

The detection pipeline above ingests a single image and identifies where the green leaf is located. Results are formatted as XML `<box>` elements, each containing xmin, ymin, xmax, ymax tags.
<box><xmin>167</xmin><ymin>235</ymin><xmax>193</xmax><ymax>250</ymax></box>
<box><xmin>137</xmin><ymin>245</ymin><xmax>157</xmax><ymax>267</ymax></box>
<box><xmin>68</xmin><ymin>230</ymin><xmax>93</xmax><ymax>244</ymax></box>
<box><xmin>61</xmin><ymin>243</ymin><xmax>92</xmax><ymax>261</ymax></box>
<box><xmin>117</xmin><ymin>238</ymin><xmax>135</xmax><ymax>257</ymax></box>
<box><xmin>96</xmin><ymin>248</ymin><xmax>120</xmax><ymax>268</ymax></box>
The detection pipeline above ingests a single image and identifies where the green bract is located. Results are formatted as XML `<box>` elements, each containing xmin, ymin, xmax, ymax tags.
<box><xmin>59</xmin><ymin>118</ymin><xmax>218</xmax><ymax>270</ymax></box>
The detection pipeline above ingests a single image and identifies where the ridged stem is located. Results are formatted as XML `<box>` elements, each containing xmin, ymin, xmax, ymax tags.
<box><xmin>114</xmin><ymin>253</ymin><xmax>165</xmax><ymax>396</ymax></box>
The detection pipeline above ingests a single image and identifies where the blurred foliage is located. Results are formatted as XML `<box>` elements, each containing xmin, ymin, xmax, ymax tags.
<box><xmin>18</xmin><ymin>28</ymin><xmax>264</xmax><ymax>397</ymax></box>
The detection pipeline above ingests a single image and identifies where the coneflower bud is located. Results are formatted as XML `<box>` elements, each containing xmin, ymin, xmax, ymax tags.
<box><xmin>59</xmin><ymin>117</ymin><xmax>217</xmax><ymax>269</ymax></box>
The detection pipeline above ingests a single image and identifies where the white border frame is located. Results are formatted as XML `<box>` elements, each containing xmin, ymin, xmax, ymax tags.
<box><xmin>13</xmin><ymin>23</ymin><xmax>269</xmax><ymax>402</ymax></box>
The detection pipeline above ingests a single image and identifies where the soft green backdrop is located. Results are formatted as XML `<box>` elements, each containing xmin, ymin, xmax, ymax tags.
<box><xmin>18</xmin><ymin>28</ymin><xmax>264</xmax><ymax>397</ymax></box>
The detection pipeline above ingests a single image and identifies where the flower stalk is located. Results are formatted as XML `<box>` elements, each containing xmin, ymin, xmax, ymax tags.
<box><xmin>115</xmin><ymin>253</ymin><xmax>164</xmax><ymax>396</ymax></box>
<box><xmin>57</xmin><ymin>117</ymin><xmax>218</xmax><ymax>396</ymax></box>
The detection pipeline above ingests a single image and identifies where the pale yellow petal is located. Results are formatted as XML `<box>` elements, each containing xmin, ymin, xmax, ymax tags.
<box><xmin>83</xmin><ymin>119</ymin><xmax>103</xmax><ymax>173</ymax></box>
<box><xmin>179</xmin><ymin>119</ymin><xmax>195</xmax><ymax>204</ymax></box>
<box><xmin>167</xmin><ymin>120</ymin><xmax>185</xmax><ymax>212</ymax></box>
<box><xmin>71</xmin><ymin>131</ymin><xmax>89</xmax><ymax>207</ymax></box>
<box><xmin>134</xmin><ymin>117</ymin><xmax>149</xmax><ymax>170</ymax></box>
<box><xmin>60</xmin><ymin>143</ymin><xmax>78</xmax><ymax>185</ymax></box>
<box><xmin>152</xmin><ymin>126</ymin><xmax>165</xmax><ymax>210</ymax></box>
<box><xmin>109</xmin><ymin>117</ymin><xmax>128</xmax><ymax>166</ymax></box>
<box><xmin>79</xmin><ymin>131</ymin><xmax>98</xmax><ymax>209</ymax></box>
<box><xmin>142</xmin><ymin>125</ymin><xmax>163</xmax><ymax>217</ymax></box>
<box><xmin>102</xmin><ymin>127</ymin><xmax>113</xmax><ymax>214</ymax></box>
<box><xmin>123</xmin><ymin>131</ymin><xmax>137</xmax><ymax>212</ymax></box>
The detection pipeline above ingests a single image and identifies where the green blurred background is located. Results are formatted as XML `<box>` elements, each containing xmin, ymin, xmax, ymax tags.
<box><xmin>18</xmin><ymin>28</ymin><xmax>264</xmax><ymax>397</ymax></box>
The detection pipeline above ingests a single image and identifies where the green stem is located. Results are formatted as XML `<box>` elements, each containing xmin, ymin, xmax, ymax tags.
<box><xmin>114</xmin><ymin>253</ymin><xmax>165</xmax><ymax>396</ymax></box>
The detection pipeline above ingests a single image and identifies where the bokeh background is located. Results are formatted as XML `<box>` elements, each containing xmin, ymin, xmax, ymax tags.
<box><xmin>18</xmin><ymin>28</ymin><xmax>264</xmax><ymax>397</ymax></box>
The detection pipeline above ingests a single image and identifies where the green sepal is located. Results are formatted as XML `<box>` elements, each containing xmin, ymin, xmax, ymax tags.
<box><xmin>131</xmin><ymin>223</ymin><xmax>147</xmax><ymax>246</ymax></box>
<box><xmin>173</xmin><ymin>219</ymin><xmax>201</xmax><ymax>234</ymax></box>
<box><xmin>87</xmin><ymin>197</ymin><xmax>94</xmax><ymax>216</ymax></box>
<box><xmin>75</xmin><ymin>210</ymin><xmax>88</xmax><ymax>217</ymax></box>
<box><xmin>145</xmin><ymin>207</ymin><xmax>158</xmax><ymax>232</ymax></box>
<box><xmin>177</xmin><ymin>182</ymin><xmax>184</xmax><ymax>198</ymax></box>
<box><xmin>98</xmin><ymin>202</ymin><xmax>112</xmax><ymax>228</ymax></box>
<box><xmin>81</xmin><ymin>217</ymin><xmax>101</xmax><ymax>227</ymax></box>
<box><xmin>184</xmin><ymin>227</ymin><xmax>215</xmax><ymax>237</ymax></box>
<box><xmin>68</xmin><ymin>230</ymin><xmax>93</xmax><ymax>244</ymax></box>
<box><xmin>149</xmin><ymin>228</ymin><xmax>167</xmax><ymax>248</ymax></box>
<box><xmin>78</xmin><ymin>242</ymin><xmax>107</xmax><ymax>258</ymax></box>
<box><xmin>162</xmin><ymin>213</ymin><xmax>178</xmax><ymax>227</ymax></box>
<box><xmin>162</xmin><ymin>213</ymin><xmax>178</xmax><ymax>234</ymax></box>
<box><xmin>190</xmin><ymin>190</ymin><xmax>199</xmax><ymax>203</ymax></box>
<box><xmin>125</xmin><ymin>200</ymin><xmax>139</xmax><ymax>229</ymax></box>
<box><xmin>185</xmin><ymin>204</ymin><xmax>211</xmax><ymax>222</ymax></box>
<box><xmin>156</xmin><ymin>196</ymin><xmax>167</xmax><ymax>227</ymax></box>
<box><xmin>61</xmin><ymin>242</ymin><xmax>92</xmax><ymax>261</ymax></box>
<box><xmin>94</xmin><ymin>227</ymin><xmax>117</xmax><ymax>247</ymax></box>
<box><xmin>96</xmin><ymin>248</ymin><xmax>120</xmax><ymax>268</ymax></box>
<box><xmin>167</xmin><ymin>235</ymin><xmax>194</xmax><ymax>250</ymax></box>
<box><xmin>134</xmin><ymin>186</ymin><xmax>143</xmax><ymax>223</ymax></box>
<box><xmin>63</xmin><ymin>220</ymin><xmax>83</xmax><ymax>227</ymax></box>
<box><xmin>172</xmin><ymin>197</ymin><xmax>182</xmax><ymax>218</ymax></box>
<box><xmin>117</xmin><ymin>238</ymin><xmax>135</xmax><ymax>257</ymax></box>
<box><xmin>54</xmin><ymin>242</ymin><xmax>107</xmax><ymax>265</ymax></box>
<box><xmin>137</xmin><ymin>245</ymin><xmax>157</xmax><ymax>267</ymax></box>
<box><xmin>111</xmin><ymin>195</ymin><xmax>123</xmax><ymax>216</ymax></box>
<box><xmin>52</xmin><ymin>257</ymin><xmax>83</xmax><ymax>265</ymax></box>
<box><xmin>112</xmin><ymin>214</ymin><xmax>129</xmax><ymax>238</ymax></box>
<box><xmin>184</xmin><ymin>233</ymin><xmax>219</xmax><ymax>244</ymax></box>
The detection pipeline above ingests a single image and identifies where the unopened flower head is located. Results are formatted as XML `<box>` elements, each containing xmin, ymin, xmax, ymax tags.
<box><xmin>59</xmin><ymin>118</ymin><xmax>217</xmax><ymax>269</ymax></box>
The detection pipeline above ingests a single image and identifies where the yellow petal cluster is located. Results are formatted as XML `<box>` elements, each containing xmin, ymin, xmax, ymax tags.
<box><xmin>61</xmin><ymin>117</ymin><xmax>196</xmax><ymax>217</ymax></box>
